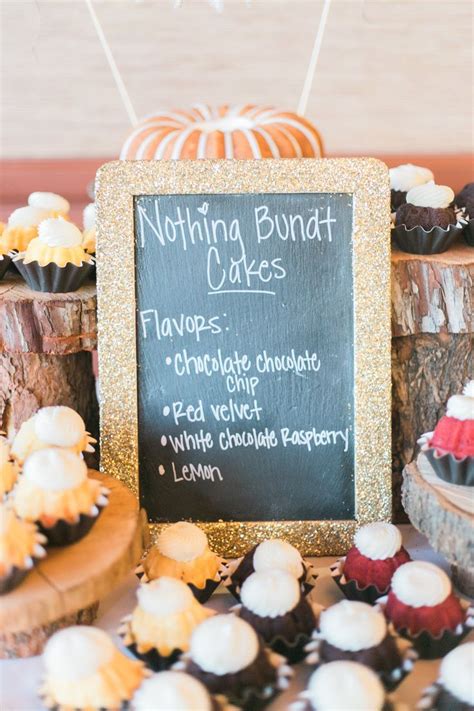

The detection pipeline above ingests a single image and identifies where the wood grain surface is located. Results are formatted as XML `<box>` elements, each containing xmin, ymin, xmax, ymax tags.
<box><xmin>0</xmin><ymin>471</ymin><xmax>147</xmax><ymax>657</ymax></box>
<box><xmin>402</xmin><ymin>458</ymin><xmax>474</xmax><ymax>594</ymax></box>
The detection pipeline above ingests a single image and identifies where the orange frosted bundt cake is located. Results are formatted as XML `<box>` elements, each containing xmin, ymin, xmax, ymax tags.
<box><xmin>120</xmin><ymin>105</ymin><xmax>323</xmax><ymax>160</ymax></box>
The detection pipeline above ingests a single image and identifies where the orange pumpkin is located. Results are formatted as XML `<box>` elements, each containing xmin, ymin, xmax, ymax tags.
<box><xmin>120</xmin><ymin>104</ymin><xmax>323</xmax><ymax>160</ymax></box>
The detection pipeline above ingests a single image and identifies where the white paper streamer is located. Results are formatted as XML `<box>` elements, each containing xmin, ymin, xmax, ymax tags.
<box><xmin>84</xmin><ymin>0</ymin><xmax>138</xmax><ymax>127</ymax></box>
<box><xmin>297</xmin><ymin>0</ymin><xmax>332</xmax><ymax>117</ymax></box>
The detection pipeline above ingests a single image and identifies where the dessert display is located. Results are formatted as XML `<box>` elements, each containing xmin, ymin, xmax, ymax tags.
<box><xmin>418</xmin><ymin>642</ymin><xmax>474</xmax><ymax>710</ymax></box>
<box><xmin>120</xmin><ymin>105</ymin><xmax>324</xmax><ymax>159</ymax></box>
<box><xmin>392</xmin><ymin>181</ymin><xmax>464</xmax><ymax>254</ymax></box>
<box><xmin>0</xmin><ymin>435</ymin><xmax>18</xmax><ymax>498</ymax></box>
<box><xmin>305</xmin><ymin>600</ymin><xmax>415</xmax><ymax>690</ymax></box>
<box><xmin>0</xmin><ymin>505</ymin><xmax>47</xmax><ymax>594</ymax></box>
<box><xmin>382</xmin><ymin>561</ymin><xmax>473</xmax><ymax>659</ymax></box>
<box><xmin>175</xmin><ymin>614</ymin><xmax>293</xmax><ymax>708</ymax></box>
<box><xmin>131</xmin><ymin>670</ymin><xmax>228</xmax><ymax>711</ymax></box>
<box><xmin>389</xmin><ymin>163</ymin><xmax>434</xmax><ymax>211</ymax></box>
<box><xmin>14</xmin><ymin>216</ymin><xmax>94</xmax><ymax>293</ymax></box>
<box><xmin>224</xmin><ymin>538</ymin><xmax>317</xmax><ymax>601</ymax></box>
<box><xmin>12</xmin><ymin>448</ymin><xmax>109</xmax><ymax>545</ymax></box>
<box><xmin>28</xmin><ymin>191</ymin><xmax>70</xmax><ymax>218</ymax></box>
<box><xmin>421</xmin><ymin>381</ymin><xmax>474</xmax><ymax>486</ymax></box>
<box><xmin>137</xmin><ymin>521</ymin><xmax>224</xmax><ymax>602</ymax></box>
<box><xmin>0</xmin><ymin>205</ymin><xmax>50</xmax><ymax>253</ymax></box>
<box><xmin>10</xmin><ymin>405</ymin><xmax>96</xmax><ymax>465</ymax></box>
<box><xmin>39</xmin><ymin>626</ymin><xmax>147</xmax><ymax>710</ymax></box>
<box><xmin>82</xmin><ymin>202</ymin><xmax>96</xmax><ymax>255</ymax></box>
<box><xmin>291</xmin><ymin>660</ymin><xmax>392</xmax><ymax>711</ymax></box>
<box><xmin>455</xmin><ymin>181</ymin><xmax>474</xmax><ymax>245</ymax></box>
<box><xmin>119</xmin><ymin>576</ymin><xmax>215</xmax><ymax>670</ymax></box>
<box><xmin>234</xmin><ymin>569</ymin><xmax>318</xmax><ymax>662</ymax></box>
<box><xmin>330</xmin><ymin>522</ymin><xmax>411</xmax><ymax>603</ymax></box>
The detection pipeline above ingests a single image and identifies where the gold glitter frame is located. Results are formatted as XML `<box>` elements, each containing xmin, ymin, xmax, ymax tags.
<box><xmin>96</xmin><ymin>158</ymin><xmax>391</xmax><ymax>557</ymax></box>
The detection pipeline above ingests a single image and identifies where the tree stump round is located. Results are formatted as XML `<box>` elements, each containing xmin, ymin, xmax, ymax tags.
<box><xmin>0</xmin><ymin>471</ymin><xmax>148</xmax><ymax>658</ymax></box>
<box><xmin>402</xmin><ymin>457</ymin><xmax>474</xmax><ymax>596</ymax></box>
<box><xmin>0</xmin><ymin>274</ymin><xmax>98</xmax><ymax>458</ymax></box>
<box><xmin>391</xmin><ymin>243</ymin><xmax>474</xmax><ymax>519</ymax></box>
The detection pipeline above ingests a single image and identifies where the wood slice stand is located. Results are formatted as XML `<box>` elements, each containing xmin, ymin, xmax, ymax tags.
<box><xmin>0</xmin><ymin>471</ymin><xmax>147</xmax><ymax>659</ymax></box>
<box><xmin>391</xmin><ymin>242</ymin><xmax>474</xmax><ymax>518</ymax></box>
<box><xmin>402</xmin><ymin>459</ymin><xmax>474</xmax><ymax>596</ymax></box>
<box><xmin>0</xmin><ymin>274</ymin><xmax>98</xmax><ymax>449</ymax></box>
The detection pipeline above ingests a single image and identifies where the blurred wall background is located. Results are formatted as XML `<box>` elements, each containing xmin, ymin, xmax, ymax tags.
<box><xmin>1</xmin><ymin>0</ymin><xmax>473</xmax><ymax>159</ymax></box>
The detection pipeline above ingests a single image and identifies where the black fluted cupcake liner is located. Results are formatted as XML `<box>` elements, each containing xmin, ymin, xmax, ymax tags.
<box><xmin>424</xmin><ymin>447</ymin><xmax>474</xmax><ymax>487</ymax></box>
<box><xmin>304</xmin><ymin>632</ymin><xmax>417</xmax><ymax>692</ymax></box>
<box><xmin>38</xmin><ymin>506</ymin><xmax>104</xmax><ymax>546</ymax></box>
<box><xmin>392</xmin><ymin>222</ymin><xmax>463</xmax><ymax>255</ymax></box>
<box><xmin>0</xmin><ymin>565</ymin><xmax>29</xmax><ymax>595</ymax></box>
<box><xmin>235</xmin><ymin>596</ymin><xmax>318</xmax><ymax>664</ymax></box>
<box><xmin>463</xmin><ymin>218</ymin><xmax>474</xmax><ymax>246</ymax></box>
<box><xmin>418</xmin><ymin>682</ymin><xmax>472</xmax><ymax>711</ymax></box>
<box><xmin>175</xmin><ymin>644</ymin><xmax>292</xmax><ymax>711</ymax></box>
<box><xmin>188</xmin><ymin>577</ymin><xmax>221</xmax><ymax>603</ymax></box>
<box><xmin>396</xmin><ymin>622</ymin><xmax>472</xmax><ymax>660</ymax></box>
<box><xmin>330</xmin><ymin>560</ymin><xmax>387</xmax><ymax>605</ymax></box>
<box><xmin>0</xmin><ymin>254</ymin><xmax>11</xmax><ymax>281</ymax></box>
<box><xmin>15</xmin><ymin>258</ymin><xmax>94</xmax><ymax>293</ymax></box>
<box><xmin>125</xmin><ymin>642</ymin><xmax>182</xmax><ymax>671</ymax></box>
<box><xmin>40</xmin><ymin>695</ymin><xmax>129</xmax><ymax>711</ymax></box>
<box><xmin>223</xmin><ymin>550</ymin><xmax>317</xmax><ymax>603</ymax></box>
<box><xmin>135</xmin><ymin>563</ymin><xmax>225</xmax><ymax>604</ymax></box>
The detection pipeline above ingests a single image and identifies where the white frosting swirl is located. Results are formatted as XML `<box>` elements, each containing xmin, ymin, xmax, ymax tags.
<box><xmin>241</xmin><ymin>569</ymin><xmax>300</xmax><ymax>618</ymax></box>
<box><xmin>38</xmin><ymin>218</ymin><xmax>83</xmax><ymax>248</ymax></box>
<box><xmin>7</xmin><ymin>206</ymin><xmax>49</xmax><ymax>228</ymax></box>
<box><xmin>137</xmin><ymin>577</ymin><xmax>195</xmax><ymax>616</ymax></box>
<box><xmin>253</xmin><ymin>538</ymin><xmax>304</xmax><ymax>578</ymax></box>
<box><xmin>439</xmin><ymin>643</ymin><xmax>474</xmax><ymax>705</ymax></box>
<box><xmin>306</xmin><ymin>661</ymin><xmax>386</xmax><ymax>711</ymax></box>
<box><xmin>157</xmin><ymin>521</ymin><xmax>208</xmax><ymax>562</ymax></box>
<box><xmin>28</xmin><ymin>192</ymin><xmax>70</xmax><ymax>214</ymax></box>
<box><xmin>34</xmin><ymin>406</ymin><xmax>87</xmax><ymax>447</ymax></box>
<box><xmin>391</xmin><ymin>561</ymin><xmax>451</xmax><ymax>607</ymax></box>
<box><xmin>319</xmin><ymin>601</ymin><xmax>386</xmax><ymax>652</ymax></box>
<box><xmin>406</xmin><ymin>181</ymin><xmax>454</xmax><ymax>209</ymax></box>
<box><xmin>23</xmin><ymin>448</ymin><xmax>87</xmax><ymax>491</ymax></box>
<box><xmin>389</xmin><ymin>164</ymin><xmax>434</xmax><ymax>193</ymax></box>
<box><xmin>83</xmin><ymin>203</ymin><xmax>96</xmax><ymax>231</ymax></box>
<box><xmin>43</xmin><ymin>627</ymin><xmax>115</xmax><ymax>681</ymax></box>
<box><xmin>190</xmin><ymin>614</ymin><xmax>258</xmax><ymax>674</ymax></box>
<box><xmin>354</xmin><ymin>522</ymin><xmax>402</xmax><ymax>560</ymax></box>
<box><xmin>446</xmin><ymin>381</ymin><xmax>474</xmax><ymax>421</ymax></box>
<box><xmin>132</xmin><ymin>672</ymin><xmax>212</xmax><ymax>711</ymax></box>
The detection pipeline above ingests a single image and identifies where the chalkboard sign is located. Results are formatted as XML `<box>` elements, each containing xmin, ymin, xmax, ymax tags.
<box><xmin>97</xmin><ymin>158</ymin><xmax>391</xmax><ymax>555</ymax></box>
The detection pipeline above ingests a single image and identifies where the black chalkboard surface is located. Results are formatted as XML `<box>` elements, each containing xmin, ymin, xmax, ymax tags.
<box><xmin>134</xmin><ymin>191</ymin><xmax>354</xmax><ymax>523</ymax></box>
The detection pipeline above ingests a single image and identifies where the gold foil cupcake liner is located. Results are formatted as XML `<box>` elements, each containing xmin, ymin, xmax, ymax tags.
<box><xmin>330</xmin><ymin>558</ymin><xmax>388</xmax><ymax>605</ymax></box>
